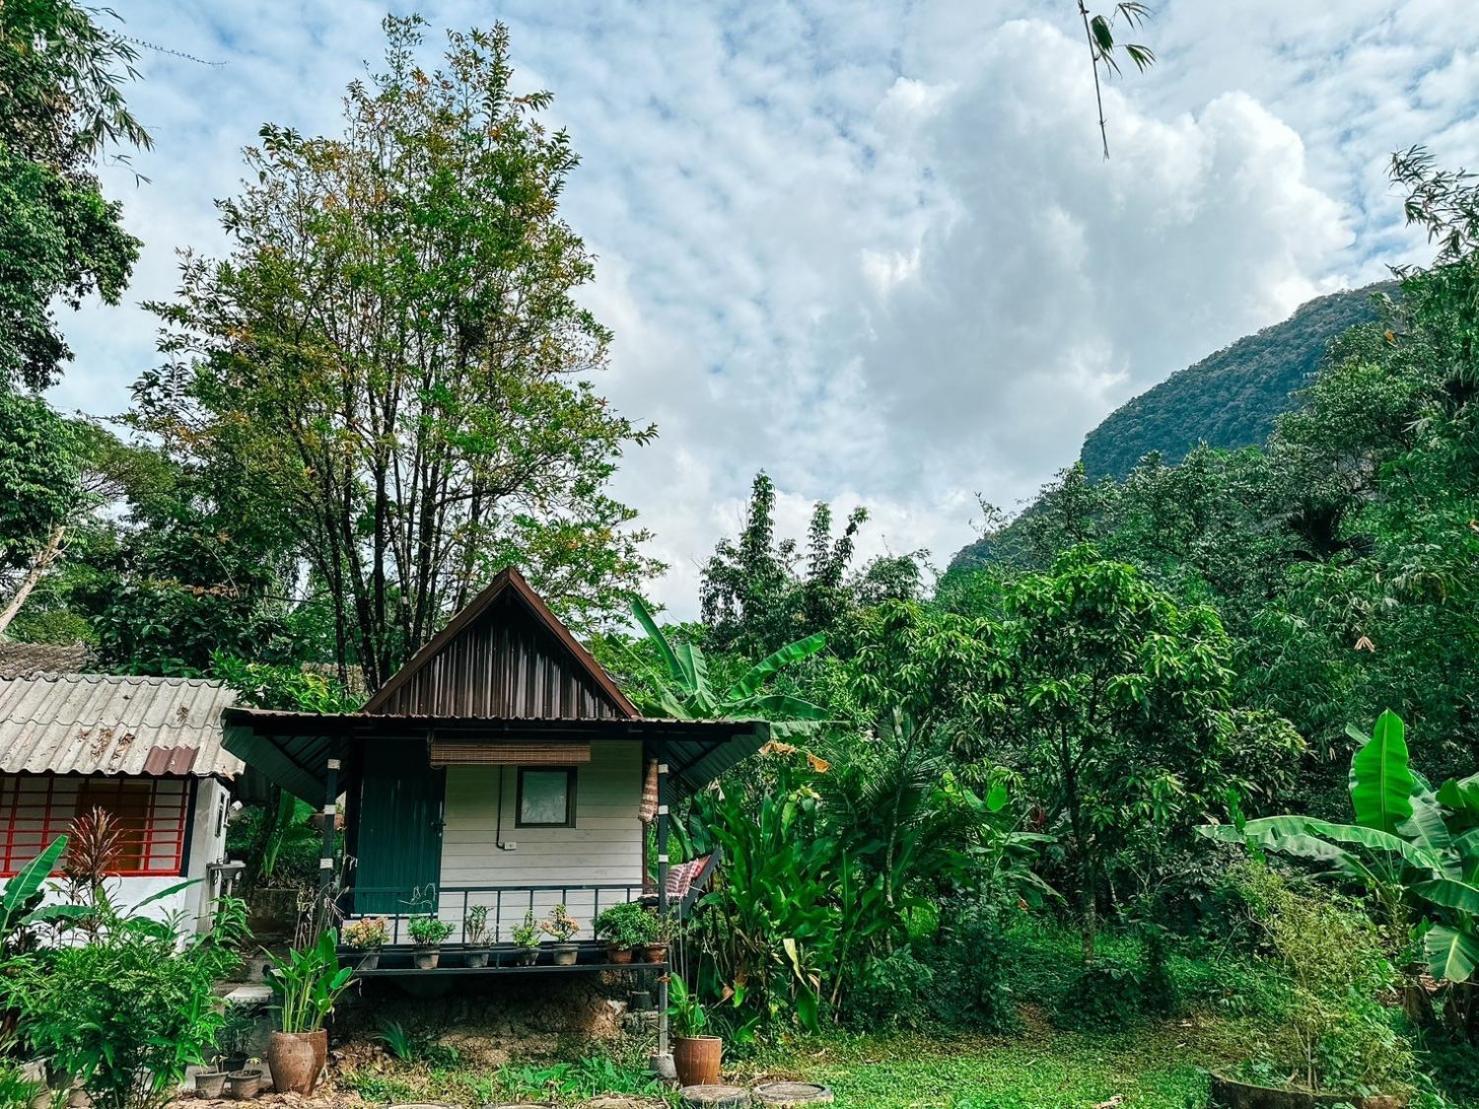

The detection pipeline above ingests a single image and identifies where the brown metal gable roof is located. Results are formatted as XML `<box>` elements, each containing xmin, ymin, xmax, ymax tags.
<box><xmin>362</xmin><ymin>567</ymin><xmax>639</xmax><ymax>719</ymax></box>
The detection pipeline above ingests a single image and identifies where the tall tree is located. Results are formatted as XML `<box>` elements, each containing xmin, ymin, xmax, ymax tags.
<box><xmin>0</xmin><ymin>0</ymin><xmax>146</xmax><ymax>389</ymax></box>
<box><xmin>135</xmin><ymin>17</ymin><xmax>659</xmax><ymax>690</ymax></box>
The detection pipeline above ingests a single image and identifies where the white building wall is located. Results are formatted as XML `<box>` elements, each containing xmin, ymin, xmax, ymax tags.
<box><xmin>433</xmin><ymin>740</ymin><xmax>644</xmax><ymax>943</ymax></box>
<box><xmin>23</xmin><ymin>776</ymin><xmax>232</xmax><ymax>933</ymax></box>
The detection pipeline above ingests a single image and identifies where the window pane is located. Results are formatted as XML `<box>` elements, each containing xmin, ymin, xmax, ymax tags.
<box><xmin>520</xmin><ymin>770</ymin><xmax>571</xmax><ymax>825</ymax></box>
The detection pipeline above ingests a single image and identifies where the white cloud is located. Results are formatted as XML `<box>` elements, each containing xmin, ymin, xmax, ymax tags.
<box><xmin>46</xmin><ymin>0</ymin><xmax>1479</xmax><ymax>618</ymax></box>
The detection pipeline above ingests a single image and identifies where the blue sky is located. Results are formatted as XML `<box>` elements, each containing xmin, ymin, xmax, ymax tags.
<box><xmin>55</xmin><ymin>1</ymin><xmax>1479</xmax><ymax>614</ymax></box>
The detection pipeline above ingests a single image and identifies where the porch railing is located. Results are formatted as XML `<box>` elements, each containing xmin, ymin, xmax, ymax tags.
<box><xmin>345</xmin><ymin>883</ymin><xmax>648</xmax><ymax>945</ymax></box>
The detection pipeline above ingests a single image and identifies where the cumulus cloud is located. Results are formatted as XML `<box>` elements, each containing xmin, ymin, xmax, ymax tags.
<box><xmin>47</xmin><ymin>0</ymin><xmax>1479</xmax><ymax>618</ymax></box>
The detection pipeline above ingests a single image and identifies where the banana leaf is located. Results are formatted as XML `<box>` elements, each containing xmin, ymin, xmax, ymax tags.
<box><xmin>722</xmin><ymin>633</ymin><xmax>827</xmax><ymax>703</ymax></box>
<box><xmin>1348</xmin><ymin>710</ymin><xmax>1415</xmax><ymax>833</ymax></box>
<box><xmin>1424</xmin><ymin>924</ymin><xmax>1479</xmax><ymax>983</ymax></box>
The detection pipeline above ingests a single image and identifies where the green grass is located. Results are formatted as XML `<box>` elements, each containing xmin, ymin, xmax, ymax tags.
<box><xmin>732</xmin><ymin>1025</ymin><xmax>1223</xmax><ymax>1109</ymax></box>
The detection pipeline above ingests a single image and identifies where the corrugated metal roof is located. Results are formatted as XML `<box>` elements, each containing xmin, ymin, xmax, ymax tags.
<box><xmin>0</xmin><ymin>674</ymin><xmax>242</xmax><ymax>778</ymax></box>
<box><xmin>0</xmin><ymin>643</ymin><xmax>96</xmax><ymax>678</ymax></box>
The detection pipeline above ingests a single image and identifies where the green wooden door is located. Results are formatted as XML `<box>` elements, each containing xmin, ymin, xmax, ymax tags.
<box><xmin>353</xmin><ymin>743</ymin><xmax>445</xmax><ymax>915</ymax></box>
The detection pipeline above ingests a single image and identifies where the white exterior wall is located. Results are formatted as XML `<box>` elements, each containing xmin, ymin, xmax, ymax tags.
<box><xmin>433</xmin><ymin>740</ymin><xmax>644</xmax><ymax>942</ymax></box>
<box><xmin>27</xmin><ymin>777</ymin><xmax>232</xmax><ymax>933</ymax></box>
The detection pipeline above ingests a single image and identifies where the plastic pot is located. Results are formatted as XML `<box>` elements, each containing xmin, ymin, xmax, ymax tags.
<box><xmin>226</xmin><ymin>1070</ymin><xmax>260</xmax><ymax>1100</ymax></box>
<box><xmin>413</xmin><ymin>947</ymin><xmax>440</xmax><ymax>969</ymax></box>
<box><xmin>465</xmin><ymin>949</ymin><xmax>490</xmax><ymax>968</ymax></box>
<box><xmin>195</xmin><ymin>1071</ymin><xmax>228</xmax><ymax>1099</ymax></box>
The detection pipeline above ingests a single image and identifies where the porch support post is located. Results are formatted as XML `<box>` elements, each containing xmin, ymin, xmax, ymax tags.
<box><xmin>655</xmin><ymin>752</ymin><xmax>673</xmax><ymax>1070</ymax></box>
<box><xmin>319</xmin><ymin>756</ymin><xmax>340</xmax><ymax>895</ymax></box>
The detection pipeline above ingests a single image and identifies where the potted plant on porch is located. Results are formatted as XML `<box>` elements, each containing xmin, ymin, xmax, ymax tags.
<box><xmin>408</xmin><ymin>914</ymin><xmax>455</xmax><ymax>969</ymax></box>
<box><xmin>541</xmin><ymin>904</ymin><xmax>581</xmax><ymax>965</ymax></box>
<box><xmin>594</xmin><ymin>901</ymin><xmax>653</xmax><ymax>965</ymax></box>
<box><xmin>669</xmin><ymin>974</ymin><xmax>722</xmax><ymax>1087</ymax></box>
<box><xmin>643</xmin><ymin>911</ymin><xmax>675</xmax><ymax>964</ymax></box>
<box><xmin>463</xmin><ymin>905</ymin><xmax>491</xmax><ymax>968</ymax></box>
<box><xmin>342</xmin><ymin>916</ymin><xmax>388</xmax><ymax>970</ymax></box>
<box><xmin>512</xmin><ymin>911</ymin><xmax>542</xmax><ymax>965</ymax></box>
<box><xmin>263</xmin><ymin>927</ymin><xmax>354</xmax><ymax>1095</ymax></box>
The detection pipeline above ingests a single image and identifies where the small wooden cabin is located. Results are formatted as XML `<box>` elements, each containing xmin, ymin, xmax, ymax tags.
<box><xmin>223</xmin><ymin>568</ymin><xmax>765</xmax><ymax>957</ymax></box>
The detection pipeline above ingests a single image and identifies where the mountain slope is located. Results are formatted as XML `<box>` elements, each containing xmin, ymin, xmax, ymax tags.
<box><xmin>1079</xmin><ymin>283</ymin><xmax>1393</xmax><ymax>480</ymax></box>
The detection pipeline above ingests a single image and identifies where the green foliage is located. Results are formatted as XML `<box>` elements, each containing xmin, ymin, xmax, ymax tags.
<box><xmin>407</xmin><ymin>915</ymin><xmax>455</xmax><ymax>947</ymax></box>
<box><xmin>511</xmin><ymin>911</ymin><xmax>541</xmax><ymax>949</ymax></box>
<box><xmin>495</xmin><ymin>1056</ymin><xmax>666</xmax><ymax>1101</ymax></box>
<box><xmin>342</xmin><ymin>917</ymin><xmax>389</xmax><ymax>951</ymax></box>
<box><xmin>1235</xmin><ymin>866</ymin><xmax>1421</xmax><ymax>1095</ymax></box>
<box><xmin>668</xmin><ymin>973</ymin><xmax>709</xmax><ymax>1038</ymax></box>
<box><xmin>593</xmin><ymin>901</ymin><xmax>655</xmax><ymax>948</ymax></box>
<box><xmin>1075</xmin><ymin>283</ymin><xmax>1391</xmax><ymax>483</ymax></box>
<box><xmin>135</xmin><ymin>15</ymin><xmax>658</xmax><ymax>691</ymax></box>
<box><xmin>847</xmin><ymin>947</ymin><xmax>936</xmax><ymax>1032</ymax></box>
<box><xmin>923</xmin><ymin>899</ymin><xmax>1018</xmax><ymax>1033</ymax></box>
<box><xmin>374</xmin><ymin>1019</ymin><xmax>460</xmax><ymax>1068</ymax></box>
<box><xmin>11</xmin><ymin>899</ymin><xmax>247</xmax><ymax>1109</ymax></box>
<box><xmin>623</xmin><ymin>594</ymin><xmax>831</xmax><ymax>734</ymax></box>
<box><xmin>699</xmin><ymin>471</ymin><xmax>924</xmax><ymax>656</ymax></box>
<box><xmin>265</xmin><ymin>927</ymin><xmax>353</xmax><ymax>1034</ymax></box>
<box><xmin>0</xmin><ymin>0</ymin><xmax>148</xmax><ymax>389</ymax></box>
<box><xmin>540</xmin><ymin>904</ymin><xmax>579</xmax><ymax>943</ymax></box>
<box><xmin>0</xmin><ymin>834</ymin><xmax>66</xmax><ymax>947</ymax></box>
<box><xmin>0</xmin><ymin>391</ymin><xmax>82</xmax><ymax>571</ymax></box>
<box><xmin>1202</xmin><ymin>710</ymin><xmax>1479</xmax><ymax>991</ymax></box>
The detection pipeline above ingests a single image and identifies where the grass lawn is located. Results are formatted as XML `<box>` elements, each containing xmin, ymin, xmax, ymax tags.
<box><xmin>337</xmin><ymin>1012</ymin><xmax>1246</xmax><ymax>1107</ymax></box>
<box><xmin>731</xmin><ymin>1021</ymin><xmax>1223</xmax><ymax>1109</ymax></box>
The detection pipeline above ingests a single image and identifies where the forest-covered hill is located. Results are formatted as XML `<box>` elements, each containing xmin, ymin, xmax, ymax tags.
<box><xmin>1079</xmin><ymin>282</ymin><xmax>1393</xmax><ymax>479</ymax></box>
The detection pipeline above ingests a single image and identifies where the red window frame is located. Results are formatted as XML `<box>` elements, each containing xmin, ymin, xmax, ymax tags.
<box><xmin>0</xmin><ymin>774</ymin><xmax>190</xmax><ymax>878</ymax></box>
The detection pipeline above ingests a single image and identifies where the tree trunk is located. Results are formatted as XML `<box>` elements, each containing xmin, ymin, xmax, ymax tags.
<box><xmin>0</xmin><ymin>523</ymin><xmax>65</xmax><ymax>637</ymax></box>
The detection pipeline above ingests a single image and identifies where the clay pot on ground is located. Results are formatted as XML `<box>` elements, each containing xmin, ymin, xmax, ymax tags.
<box><xmin>225</xmin><ymin>1070</ymin><xmax>260</xmax><ymax>1100</ymax></box>
<box><xmin>195</xmin><ymin>1071</ymin><xmax>228</xmax><ymax>1099</ymax></box>
<box><xmin>673</xmin><ymin>1034</ymin><xmax>723</xmax><ymax>1087</ymax></box>
<box><xmin>264</xmin><ymin>1029</ymin><xmax>327</xmax><ymax>1096</ymax></box>
<box><xmin>1209</xmin><ymin>1072</ymin><xmax>1407</xmax><ymax>1109</ymax></box>
<box><xmin>677</xmin><ymin>1086</ymin><xmax>748</xmax><ymax>1108</ymax></box>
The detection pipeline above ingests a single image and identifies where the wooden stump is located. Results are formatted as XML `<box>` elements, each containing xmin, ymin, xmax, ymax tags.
<box><xmin>753</xmin><ymin>1082</ymin><xmax>835</xmax><ymax>1106</ymax></box>
<box><xmin>582</xmin><ymin>1099</ymin><xmax>667</xmax><ymax>1109</ymax></box>
<box><xmin>679</xmin><ymin>1085</ymin><xmax>750</xmax><ymax>1108</ymax></box>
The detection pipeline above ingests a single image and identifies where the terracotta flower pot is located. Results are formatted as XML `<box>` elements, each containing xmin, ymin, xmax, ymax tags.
<box><xmin>264</xmin><ymin>1029</ymin><xmax>327</xmax><ymax>1096</ymax></box>
<box><xmin>673</xmin><ymin>1034</ymin><xmax>723</xmax><ymax>1087</ymax></box>
<box><xmin>642</xmin><ymin>942</ymin><xmax>669</xmax><ymax>964</ymax></box>
<box><xmin>607</xmin><ymin>944</ymin><xmax>634</xmax><ymax>964</ymax></box>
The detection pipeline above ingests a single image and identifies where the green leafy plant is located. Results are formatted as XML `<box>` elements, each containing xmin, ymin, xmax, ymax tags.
<box><xmin>374</xmin><ymin>1018</ymin><xmax>459</xmax><ymax>1067</ymax></box>
<box><xmin>594</xmin><ymin>901</ymin><xmax>655</xmax><ymax>949</ymax></box>
<box><xmin>626</xmin><ymin>596</ymin><xmax>831</xmax><ymax>735</ymax></box>
<box><xmin>407</xmin><ymin>914</ymin><xmax>454</xmax><ymax>947</ymax></box>
<box><xmin>541</xmin><ymin>903</ymin><xmax>580</xmax><ymax>943</ymax></box>
<box><xmin>14</xmin><ymin>897</ymin><xmax>248</xmax><ymax>1109</ymax></box>
<box><xmin>668</xmin><ymin>973</ymin><xmax>709</xmax><ymax>1038</ymax></box>
<box><xmin>1</xmin><ymin>834</ymin><xmax>67</xmax><ymax>949</ymax></box>
<box><xmin>264</xmin><ymin>927</ymin><xmax>353</xmax><ymax>1034</ymax></box>
<box><xmin>512</xmin><ymin>911</ymin><xmax>541</xmax><ymax>949</ymax></box>
<box><xmin>1201</xmin><ymin>709</ymin><xmax>1479</xmax><ymax>984</ymax></box>
<box><xmin>342</xmin><ymin>916</ymin><xmax>388</xmax><ymax>950</ymax></box>
<box><xmin>463</xmin><ymin>904</ymin><xmax>489</xmax><ymax>947</ymax></box>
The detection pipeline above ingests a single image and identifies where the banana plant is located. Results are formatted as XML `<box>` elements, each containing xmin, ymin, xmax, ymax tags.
<box><xmin>626</xmin><ymin>597</ymin><xmax>831</xmax><ymax>735</ymax></box>
<box><xmin>1200</xmin><ymin>709</ymin><xmax>1479</xmax><ymax>983</ymax></box>
<box><xmin>1</xmin><ymin>835</ymin><xmax>67</xmax><ymax>946</ymax></box>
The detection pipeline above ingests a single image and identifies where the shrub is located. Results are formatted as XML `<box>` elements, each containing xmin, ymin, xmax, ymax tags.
<box><xmin>407</xmin><ymin>915</ymin><xmax>454</xmax><ymax>946</ymax></box>
<box><xmin>847</xmin><ymin>947</ymin><xmax>935</xmax><ymax>1031</ymax></box>
<box><xmin>594</xmin><ymin>901</ymin><xmax>655</xmax><ymax>948</ymax></box>
<box><xmin>925</xmin><ymin>898</ymin><xmax>1018</xmax><ymax>1033</ymax></box>
<box><xmin>343</xmin><ymin>916</ymin><xmax>389</xmax><ymax>950</ymax></box>
<box><xmin>14</xmin><ymin>899</ymin><xmax>247</xmax><ymax>1109</ymax></box>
